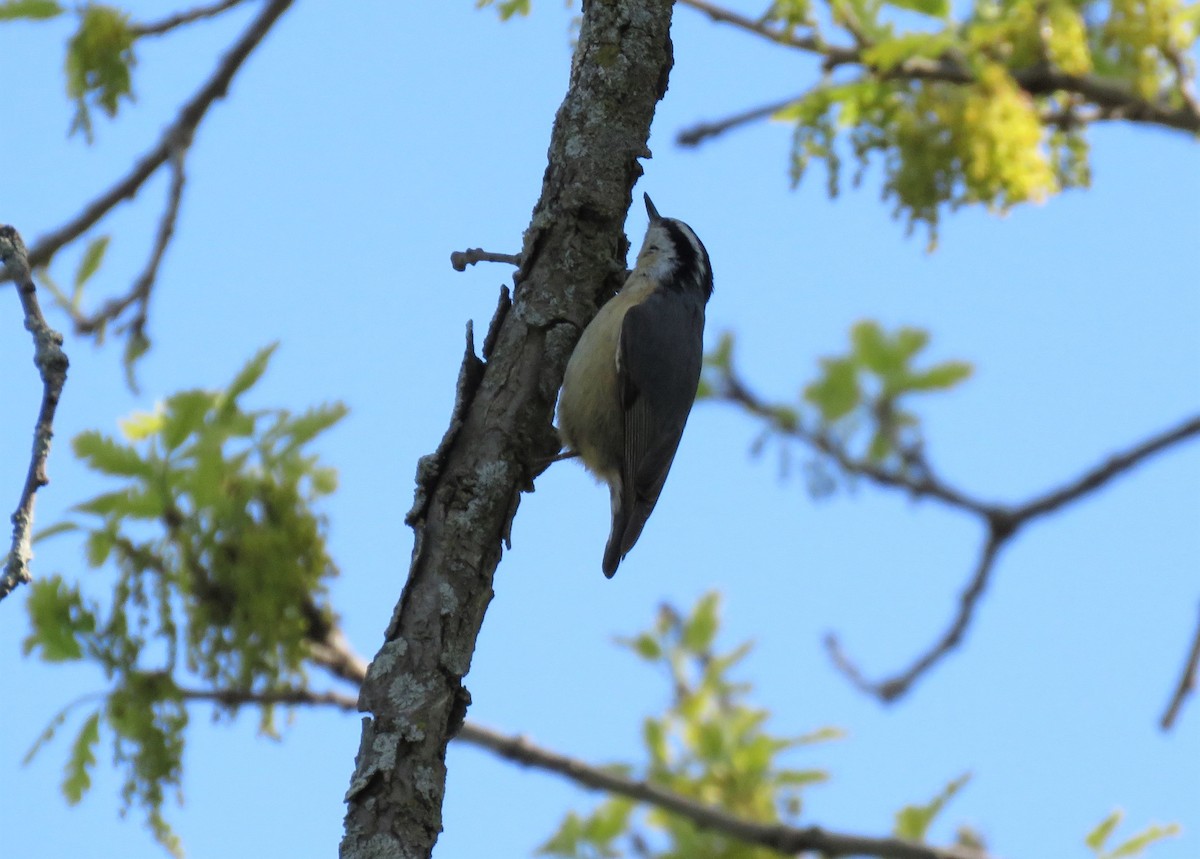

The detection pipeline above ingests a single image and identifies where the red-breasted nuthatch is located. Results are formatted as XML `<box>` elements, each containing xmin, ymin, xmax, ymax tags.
<box><xmin>557</xmin><ymin>194</ymin><xmax>714</xmax><ymax>577</ymax></box>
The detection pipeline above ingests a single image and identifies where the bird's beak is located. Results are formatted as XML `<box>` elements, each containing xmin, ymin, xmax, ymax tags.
<box><xmin>643</xmin><ymin>193</ymin><xmax>661</xmax><ymax>223</ymax></box>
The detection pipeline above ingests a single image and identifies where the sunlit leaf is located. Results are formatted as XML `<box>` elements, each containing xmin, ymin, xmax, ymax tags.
<box><xmin>73</xmin><ymin>431</ymin><xmax>152</xmax><ymax>478</ymax></box>
<box><xmin>74</xmin><ymin>234</ymin><xmax>109</xmax><ymax>289</ymax></box>
<box><xmin>895</xmin><ymin>772</ymin><xmax>971</xmax><ymax>841</ymax></box>
<box><xmin>0</xmin><ymin>0</ymin><xmax>62</xmax><ymax>20</ymax></box>
<box><xmin>63</xmin><ymin>711</ymin><xmax>101</xmax><ymax>804</ymax></box>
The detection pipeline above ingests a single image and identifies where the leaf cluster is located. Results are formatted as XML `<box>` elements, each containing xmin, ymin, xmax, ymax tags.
<box><xmin>540</xmin><ymin>593</ymin><xmax>842</xmax><ymax>858</ymax></box>
<box><xmin>22</xmin><ymin>345</ymin><xmax>347</xmax><ymax>855</ymax></box>
<box><xmin>767</xmin><ymin>0</ymin><xmax>1197</xmax><ymax>244</ymax></box>
<box><xmin>3</xmin><ymin>2</ymin><xmax>138</xmax><ymax>142</ymax></box>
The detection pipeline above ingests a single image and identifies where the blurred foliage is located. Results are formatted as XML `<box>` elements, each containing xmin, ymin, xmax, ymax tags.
<box><xmin>1086</xmin><ymin>809</ymin><xmax>1181</xmax><ymax>859</ymax></box>
<box><xmin>67</xmin><ymin>4</ymin><xmax>137</xmax><ymax>142</ymax></box>
<box><xmin>22</xmin><ymin>345</ymin><xmax>346</xmax><ymax>856</ymax></box>
<box><xmin>539</xmin><ymin>592</ymin><xmax>844</xmax><ymax>858</ymax></box>
<box><xmin>476</xmin><ymin>0</ymin><xmax>532</xmax><ymax>19</ymax></box>
<box><xmin>537</xmin><ymin>592</ymin><xmax>986</xmax><ymax>858</ymax></box>
<box><xmin>768</xmin><ymin>0</ymin><xmax>1197</xmax><ymax>246</ymax></box>
<box><xmin>0</xmin><ymin>0</ymin><xmax>62</xmax><ymax>20</ymax></box>
<box><xmin>700</xmin><ymin>321</ymin><xmax>971</xmax><ymax>496</ymax></box>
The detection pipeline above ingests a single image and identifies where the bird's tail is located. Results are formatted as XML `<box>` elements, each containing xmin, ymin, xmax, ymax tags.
<box><xmin>602</xmin><ymin>489</ymin><xmax>652</xmax><ymax>578</ymax></box>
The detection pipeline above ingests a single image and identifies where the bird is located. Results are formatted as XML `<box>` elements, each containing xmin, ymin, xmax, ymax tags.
<box><xmin>557</xmin><ymin>193</ymin><xmax>714</xmax><ymax>577</ymax></box>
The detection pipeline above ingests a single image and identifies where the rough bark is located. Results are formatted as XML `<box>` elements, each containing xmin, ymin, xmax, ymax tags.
<box><xmin>339</xmin><ymin>2</ymin><xmax>676</xmax><ymax>856</ymax></box>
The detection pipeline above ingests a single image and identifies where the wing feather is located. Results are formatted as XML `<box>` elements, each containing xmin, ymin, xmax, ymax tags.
<box><xmin>601</xmin><ymin>290</ymin><xmax>704</xmax><ymax>575</ymax></box>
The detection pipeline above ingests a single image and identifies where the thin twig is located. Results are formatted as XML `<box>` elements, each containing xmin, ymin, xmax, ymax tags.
<box><xmin>130</xmin><ymin>0</ymin><xmax>249</xmax><ymax>38</ymax></box>
<box><xmin>825</xmin><ymin>523</ymin><xmax>1011</xmax><ymax>702</ymax></box>
<box><xmin>677</xmin><ymin>93</ymin><xmax>804</xmax><ymax>147</ymax></box>
<box><xmin>1160</xmin><ymin>602</ymin><xmax>1200</xmax><ymax>731</ymax></box>
<box><xmin>5</xmin><ymin>0</ymin><xmax>295</xmax><ymax>305</ymax></box>
<box><xmin>456</xmin><ymin>722</ymin><xmax>988</xmax><ymax>859</ymax></box>
<box><xmin>177</xmin><ymin>684</ymin><xmax>360</xmax><ymax>712</ymax></box>
<box><xmin>450</xmin><ymin>248</ymin><xmax>522</xmax><ymax>272</ymax></box>
<box><xmin>677</xmin><ymin>0</ymin><xmax>830</xmax><ymax>54</ymax></box>
<box><xmin>1</xmin><ymin>227</ymin><xmax>69</xmax><ymax>602</ymax></box>
<box><xmin>73</xmin><ymin>144</ymin><xmax>190</xmax><ymax>338</ymax></box>
<box><xmin>1018</xmin><ymin>415</ymin><xmax>1200</xmax><ymax>521</ymax></box>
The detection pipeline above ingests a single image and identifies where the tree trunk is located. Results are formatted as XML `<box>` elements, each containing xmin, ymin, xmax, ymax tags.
<box><xmin>339</xmin><ymin>2</ymin><xmax>676</xmax><ymax>856</ymax></box>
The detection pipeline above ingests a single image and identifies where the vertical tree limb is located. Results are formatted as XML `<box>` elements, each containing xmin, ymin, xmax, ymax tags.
<box><xmin>1</xmin><ymin>226</ymin><xmax>69</xmax><ymax>601</ymax></box>
<box><xmin>338</xmin><ymin>2</ymin><xmax>676</xmax><ymax>856</ymax></box>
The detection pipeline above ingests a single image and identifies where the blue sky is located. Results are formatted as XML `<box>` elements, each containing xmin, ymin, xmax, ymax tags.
<box><xmin>1</xmin><ymin>2</ymin><xmax>1197</xmax><ymax>858</ymax></box>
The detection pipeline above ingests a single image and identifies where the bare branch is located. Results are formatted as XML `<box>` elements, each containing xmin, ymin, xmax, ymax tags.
<box><xmin>825</xmin><ymin>522</ymin><xmax>1010</xmax><ymax>702</ymax></box>
<box><xmin>130</xmin><ymin>0</ymin><xmax>249</xmax><ymax>38</ymax></box>
<box><xmin>5</xmin><ymin>0</ymin><xmax>296</xmax><ymax>309</ymax></box>
<box><xmin>456</xmin><ymin>722</ymin><xmax>988</xmax><ymax>859</ymax></box>
<box><xmin>675</xmin><ymin>0</ymin><xmax>1200</xmax><ymax>139</ymax></box>
<box><xmin>0</xmin><ymin>227</ymin><xmax>69</xmax><ymax>602</ymax></box>
<box><xmin>70</xmin><ymin>144</ymin><xmax>190</xmax><ymax>338</ymax></box>
<box><xmin>677</xmin><ymin>93</ymin><xmax>803</xmax><ymax>147</ymax></box>
<box><xmin>1161</xmin><ymin>602</ymin><xmax>1200</xmax><ymax>731</ymax></box>
<box><xmin>1017</xmin><ymin>415</ymin><xmax>1200</xmax><ymax>521</ymax></box>
<box><xmin>711</xmin><ymin>364</ymin><xmax>1200</xmax><ymax>703</ymax></box>
<box><xmin>450</xmin><ymin>248</ymin><xmax>521</xmax><ymax>272</ymax></box>
<box><xmin>177</xmin><ymin>684</ymin><xmax>359</xmax><ymax>712</ymax></box>
<box><xmin>676</xmin><ymin>0</ymin><xmax>831</xmax><ymax>54</ymax></box>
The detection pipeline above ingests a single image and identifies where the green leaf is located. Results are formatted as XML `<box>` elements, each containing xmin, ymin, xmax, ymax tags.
<box><xmin>804</xmin><ymin>357</ymin><xmax>861</xmax><ymax>421</ymax></box>
<box><xmin>894</xmin><ymin>772</ymin><xmax>971</xmax><ymax>842</ymax></box>
<box><xmin>536</xmin><ymin>810</ymin><xmax>586</xmax><ymax>856</ymax></box>
<box><xmin>1106</xmin><ymin>823</ymin><xmax>1181</xmax><ymax>859</ymax></box>
<box><xmin>220</xmin><ymin>342</ymin><xmax>278</xmax><ymax>413</ymax></box>
<box><xmin>73</xmin><ymin>430</ymin><xmax>153</xmax><ymax>478</ymax></box>
<box><xmin>33</xmin><ymin>520</ymin><xmax>80</xmax><ymax>542</ymax></box>
<box><xmin>581</xmin><ymin>797</ymin><xmax>633</xmax><ymax>844</ymax></box>
<box><xmin>630</xmin><ymin>632</ymin><xmax>662</xmax><ymax>660</ymax></box>
<box><xmin>66</xmin><ymin>5</ymin><xmax>136</xmax><ymax>141</ymax></box>
<box><xmin>84</xmin><ymin>528</ymin><xmax>114</xmax><ymax>567</ymax></box>
<box><xmin>74</xmin><ymin>487</ymin><xmax>165</xmax><ymax>520</ymax></box>
<box><xmin>310</xmin><ymin>467</ymin><xmax>339</xmax><ymax>496</ymax></box>
<box><xmin>883</xmin><ymin>0</ymin><xmax>949</xmax><ymax>18</ymax></box>
<box><xmin>120</xmin><ymin>408</ymin><xmax>164</xmax><ymax>441</ymax></box>
<box><xmin>867</xmin><ymin>427</ymin><xmax>893</xmax><ymax>461</ymax></box>
<box><xmin>23</xmin><ymin>576</ymin><xmax>94</xmax><ymax>661</ymax></box>
<box><xmin>643</xmin><ymin>717</ymin><xmax>668</xmax><ymax>764</ymax></box>
<box><xmin>123</xmin><ymin>329</ymin><xmax>151</xmax><ymax>394</ymax></box>
<box><xmin>851</xmin><ymin>320</ymin><xmax>894</xmax><ymax>373</ymax></box>
<box><xmin>862</xmin><ymin>31</ymin><xmax>956</xmax><ymax>71</ymax></box>
<box><xmin>682</xmin><ymin>591</ymin><xmax>720</xmax><ymax>652</ymax></box>
<box><xmin>284</xmin><ymin>403</ymin><xmax>348</xmax><ymax>450</ymax></box>
<box><xmin>1088</xmin><ymin>810</ymin><xmax>1123</xmax><ymax>851</ymax></box>
<box><xmin>795</xmin><ymin>725</ymin><xmax>847</xmax><ymax>745</ymax></box>
<box><xmin>74</xmin><ymin>234</ymin><xmax>109</xmax><ymax>289</ymax></box>
<box><xmin>63</xmin><ymin>711</ymin><xmax>101</xmax><ymax>804</ymax></box>
<box><xmin>477</xmin><ymin>0</ymin><xmax>532</xmax><ymax>19</ymax></box>
<box><xmin>162</xmin><ymin>390</ymin><xmax>216</xmax><ymax>451</ymax></box>
<box><xmin>705</xmin><ymin>331</ymin><xmax>735</xmax><ymax>372</ymax></box>
<box><xmin>0</xmin><ymin>0</ymin><xmax>62</xmax><ymax>19</ymax></box>
<box><xmin>776</xmin><ymin>768</ymin><xmax>830</xmax><ymax>786</ymax></box>
<box><xmin>901</xmin><ymin>361</ymin><xmax>973</xmax><ymax>392</ymax></box>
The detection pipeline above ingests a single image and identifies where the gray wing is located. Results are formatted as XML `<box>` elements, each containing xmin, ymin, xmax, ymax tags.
<box><xmin>601</xmin><ymin>290</ymin><xmax>705</xmax><ymax>576</ymax></box>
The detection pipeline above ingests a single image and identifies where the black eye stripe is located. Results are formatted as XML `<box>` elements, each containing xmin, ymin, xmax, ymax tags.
<box><xmin>662</xmin><ymin>218</ymin><xmax>713</xmax><ymax>298</ymax></box>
